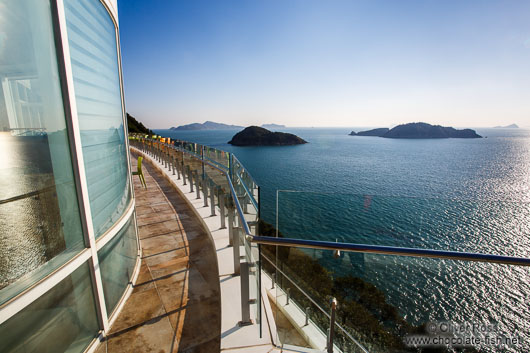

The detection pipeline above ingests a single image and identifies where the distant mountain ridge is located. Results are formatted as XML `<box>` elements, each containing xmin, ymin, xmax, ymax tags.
<box><xmin>494</xmin><ymin>124</ymin><xmax>519</xmax><ymax>129</ymax></box>
<box><xmin>170</xmin><ymin>121</ymin><xmax>244</xmax><ymax>131</ymax></box>
<box><xmin>262</xmin><ymin>123</ymin><xmax>286</xmax><ymax>129</ymax></box>
<box><xmin>350</xmin><ymin>123</ymin><xmax>482</xmax><ymax>139</ymax></box>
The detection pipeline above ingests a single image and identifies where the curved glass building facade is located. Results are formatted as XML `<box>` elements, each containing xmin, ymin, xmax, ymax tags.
<box><xmin>0</xmin><ymin>1</ymin><xmax>138</xmax><ymax>352</ymax></box>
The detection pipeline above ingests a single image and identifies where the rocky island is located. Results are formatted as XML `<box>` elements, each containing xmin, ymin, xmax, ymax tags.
<box><xmin>350</xmin><ymin>122</ymin><xmax>482</xmax><ymax>139</ymax></box>
<box><xmin>228</xmin><ymin>126</ymin><xmax>307</xmax><ymax>146</ymax></box>
<box><xmin>170</xmin><ymin>121</ymin><xmax>243</xmax><ymax>131</ymax></box>
<box><xmin>349</xmin><ymin>128</ymin><xmax>389</xmax><ymax>136</ymax></box>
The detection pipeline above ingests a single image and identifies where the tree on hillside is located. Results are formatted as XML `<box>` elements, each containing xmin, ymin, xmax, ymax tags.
<box><xmin>127</xmin><ymin>113</ymin><xmax>154</xmax><ymax>135</ymax></box>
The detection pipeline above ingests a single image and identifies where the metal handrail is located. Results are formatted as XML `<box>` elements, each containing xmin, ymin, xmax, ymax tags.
<box><xmin>235</xmin><ymin>170</ymin><xmax>259</xmax><ymax>210</ymax></box>
<box><xmin>250</xmin><ymin>235</ymin><xmax>530</xmax><ymax>266</ymax></box>
<box><xmin>261</xmin><ymin>252</ymin><xmax>369</xmax><ymax>353</ymax></box>
<box><xmin>138</xmin><ymin>135</ymin><xmax>530</xmax><ymax>267</ymax></box>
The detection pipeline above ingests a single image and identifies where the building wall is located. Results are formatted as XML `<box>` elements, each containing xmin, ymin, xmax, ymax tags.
<box><xmin>0</xmin><ymin>1</ymin><xmax>138</xmax><ymax>352</ymax></box>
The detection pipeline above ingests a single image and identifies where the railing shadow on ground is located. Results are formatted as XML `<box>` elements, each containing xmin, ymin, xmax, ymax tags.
<box><xmin>113</xmin><ymin>151</ymin><xmax>222</xmax><ymax>352</ymax></box>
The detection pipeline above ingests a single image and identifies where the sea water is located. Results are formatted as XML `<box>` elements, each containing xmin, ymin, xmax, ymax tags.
<box><xmin>157</xmin><ymin>127</ymin><xmax>530</xmax><ymax>351</ymax></box>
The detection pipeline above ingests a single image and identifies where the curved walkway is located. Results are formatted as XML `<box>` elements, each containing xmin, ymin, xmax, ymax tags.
<box><xmin>96</xmin><ymin>152</ymin><xmax>221</xmax><ymax>353</ymax></box>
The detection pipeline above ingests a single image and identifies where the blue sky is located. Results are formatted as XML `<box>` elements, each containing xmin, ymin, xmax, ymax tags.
<box><xmin>118</xmin><ymin>0</ymin><xmax>530</xmax><ymax>128</ymax></box>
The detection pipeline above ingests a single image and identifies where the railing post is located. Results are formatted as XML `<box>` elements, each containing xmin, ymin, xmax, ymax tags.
<box><xmin>286</xmin><ymin>288</ymin><xmax>291</xmax><ymax>305</ymax></box>
<box><xmin>305</xmin><ymin>307</ymin><xmax>310</xmax><ymax>326</ymax></box>
<box><xmin>328</xmin><ymin>298</ymin><xmax>337</xmax><ymax>353</ymax></box>
<box><xmin>172</xmin><ymin>154</ymin><xmax>176</xmax><ymax>175</ymax></box>
<box><xmin>239</xmin><ymin>261</ymin><xmax>252</xmax><ymax>326</ymax></box>
<box><xmin>203</xmin><ymin>175</ymin><xmax>209</xmax><ymax>207</ymax></box>
<box><xmin>219</xmin><ymin>192</ymin><xmax>226</xmax><ymax>229</ymax></box>
<box><xmin>188</xmin><ymin>166</ymin><xmax>193</xmax><ymax>193</ymax></box>
<box><xmin>210</xmin><ymin>181</ymin><xmax>216</xmax><ymax>216</ymax></box>
<box><xmin>243</xmin><ymin>194</ymin><xmax>248</xmax><ymax>214</ymax></box>
<box><xmin>229</xmin><ymin>207</ymin><xmax>240</xmax><ymax>274</ymax></box>
<box><xmin>271</xmin><ymin>273</ymin><xmax>275</xmax><ymax>289</ymax></box>
<box><xmin>195</xmin><ymin>171</ymin><xmax>201</xmax><ymax>199</ymax></box>
<box><xmin>181</xmin><ymin>161</ymin><xmax>186</xmax><ymax>185</ymax></box>
<box><xmin>233</xmin><ymin>224</ymin><xmax>240</xmax><ymax>274</ymax></box>
<box><xmin>228</xmin><ymin>203</ymin><xmax>234</xmax><ymax>247</ymax></box>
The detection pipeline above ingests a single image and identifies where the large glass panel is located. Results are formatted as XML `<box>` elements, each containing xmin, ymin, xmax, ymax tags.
<box><xmin>269</xmin><ymin>190</ymin><xmax>530</xmax><ymax>352</ymax></box>
<box><xmin>263</xmin><ymin>245</ymin><xmax>529</xmax><ymax>353</ymax></box>
<box><xmin>98</xmin><ymin>215</ymin><xmax>138</xmax><ymax>314</ymax></box>
<box><xmin>203</xmin><ymin>145</ymin><xmax>230</xmax><ymax>170</ymax></box>
<box><xmin>64</xmin><ymin>0</ymin><xmax>130</xmax><ymax>238</ymax></box>
<box><xmin>0</xmin><ymin>0</ymin><xmax>85</xmax><ymax>305</ymax></box>
<box><xmin>276</xmin><ymin>191</ymin><xmax>530</xmax><ymax>257</ymax></box>
<box><xmin>0</xmin><ymin>261</ymin><xmax>100</xmax><ymax>353</ymax></box>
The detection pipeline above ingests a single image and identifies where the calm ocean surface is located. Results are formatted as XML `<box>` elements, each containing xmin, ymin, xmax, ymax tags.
<box><xmin>156</xmin><ymin>127</ymin><xmax>530</xmax><ymax>351</ymax></box>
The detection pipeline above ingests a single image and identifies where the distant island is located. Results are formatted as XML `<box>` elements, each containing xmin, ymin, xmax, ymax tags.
<box><xmin>349</xmin><ymin>128</ymin><xmax>389</xmax><ymax>137</ymax></box>
<box><xmin>170</xmin><ymin>121</ymin><xmax>244</xmax><ymax>131</ymax></box>
<box><xmin>261</xmin><ymin>123</ymin><xmax>286</xmax><ymax>129</ymax></box>
<box><xmin>350</xmin><ymin>123</ymin><xmax>482</xmax><ymax>139</ymax></box>
<box><xmin>493</xmin><ymin>124</ymin><xmax>519</xmax><ymax>129</ymax></box>
<box><xmin>228</xmin><ymin>126</ymin><xmax>307</xmax><ymax>146</ymax></box>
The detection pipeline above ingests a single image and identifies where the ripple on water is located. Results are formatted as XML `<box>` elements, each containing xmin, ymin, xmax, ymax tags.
<box><xmin>158</xmin><ymin>128</ymin><xmax>530</xmax><ymax>352</ymax></box>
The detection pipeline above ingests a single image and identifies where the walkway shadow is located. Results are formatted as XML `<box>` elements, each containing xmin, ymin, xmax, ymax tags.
<box><xmin>141</xmin><ymin>155</ymin><xmax>222</xmax><ymax>353</ymax></box>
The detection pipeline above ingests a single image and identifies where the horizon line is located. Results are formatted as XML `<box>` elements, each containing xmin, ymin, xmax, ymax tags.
<box><xmin>148</xmin><ymin>123</ymin><xmax>529</xmax><ymax>130</ymax></box>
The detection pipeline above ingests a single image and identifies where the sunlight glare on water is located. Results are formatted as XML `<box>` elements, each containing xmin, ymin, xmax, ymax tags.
<box><xmin>158</xmin><ymin>127</ymin><xmax>530</xmax><ymax>352</ymax></box>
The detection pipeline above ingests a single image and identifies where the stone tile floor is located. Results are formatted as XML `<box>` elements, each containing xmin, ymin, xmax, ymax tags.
<box><xmin>96</xmin><ymin>153</ymin><xmax>221</xmax><ymax>353</ymax></box>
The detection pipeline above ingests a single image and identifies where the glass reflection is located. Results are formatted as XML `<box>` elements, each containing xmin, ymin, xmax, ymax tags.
<box><xmin>64</xmin><ymin>0</ymin><xmax>131</xmax><ymax>238</ymax></box>
<box><xmin>98</xmin><ymin>215</ymin><xmax>138</xmax><ymax>314</ymax></box>
<box><xmin>0</xmin><ymin>262</ymin><xmax>100</xmax><ymax>353</ymax></box>
<box><xmin>0</xmin><ymin>0</ymin><xmax>85</xmax><ymax>305</ymax></box>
